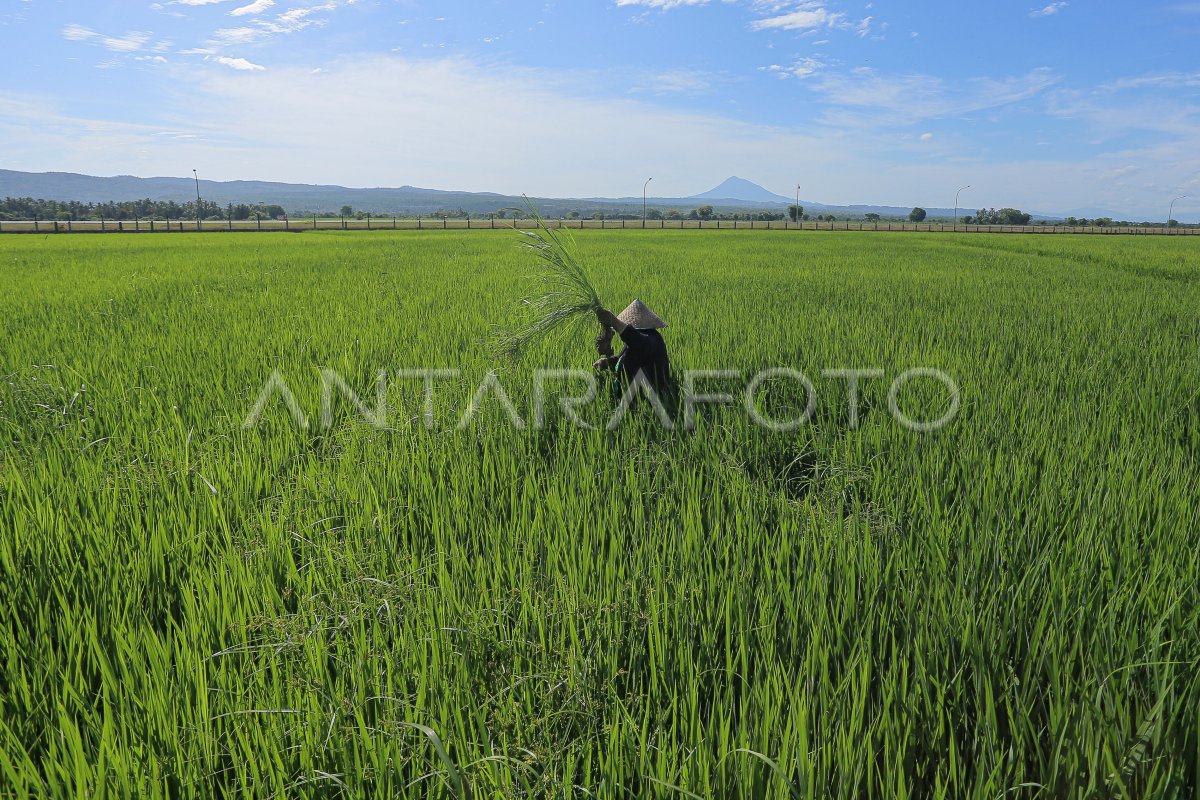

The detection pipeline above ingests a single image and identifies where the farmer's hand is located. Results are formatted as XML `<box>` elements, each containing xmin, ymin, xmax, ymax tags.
<box><xmin>595</xmin><ymin>327</ymin><xmax>614</xmax><ymax>357</ymax></box>
<box><xmin>593</xmin><ymin>357</ymin><xmax>610</xmax><ymax>370</ymax></box>
<box><xmin>595</xmin><ymin>308</ymin><xmax>626</xmax><ymax>333</ymax></box>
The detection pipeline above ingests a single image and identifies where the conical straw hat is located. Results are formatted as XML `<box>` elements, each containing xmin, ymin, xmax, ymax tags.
<box><xmin>617</xmin><ymin>299</ymin><xmax>667</xmax><ymax>329</ymax></box>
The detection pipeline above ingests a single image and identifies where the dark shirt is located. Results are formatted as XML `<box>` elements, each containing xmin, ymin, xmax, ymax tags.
<box><xmin>611</xmin><ymin>327</ymin><xmax>670</xmax><ymax>387</ymax></box>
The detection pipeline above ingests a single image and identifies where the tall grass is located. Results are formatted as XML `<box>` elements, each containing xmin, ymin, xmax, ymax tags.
<box><xmin>0</xmin><ymin>230</ymin><xmax>1197</xmax><ymax>798</ymax></box>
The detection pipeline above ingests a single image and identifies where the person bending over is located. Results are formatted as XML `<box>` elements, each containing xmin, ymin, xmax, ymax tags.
<box><xmin>593</xmin><ymin>299</ymin><xmax>670</xmax><ymax>389</ymax></box>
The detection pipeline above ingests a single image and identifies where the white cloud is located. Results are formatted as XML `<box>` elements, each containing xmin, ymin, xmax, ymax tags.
<box><xmin>62</xmin><ymin>24</ymin><xmax>151</xmax><ymax>53</ymax></box>
<box><xmin>806</xmin><ymin>66</ymin><xmax>1059</xmax><ymax>128</ymax></box>
<box><xmin>175</xmin><ymin>0</ymin><xmax>235</xmax><ymax>5</ymax></box>
<box><xmin>919</xmin><ymin>132</ymin><xmax>933</xmax><ymax>141</ymax></box>
<box><xmin>212</xmin><ymin>55</ymin><xmax>266</xmax><ymax>70</ymax></box>
<box><xmin>230</xmin><ymin>0</ymin><xmax>275</xmax><ymax>16</ymax></box>
<box><xmin>1099</xmin><ymin>164</ymin><xmax>1137</xmax><ymax>180</ymax></box>
<box><xmin>748</xmin><ymin>0</ymin><xmax>800</xmax><ymax>11</ymax></box>
<box><xmin>763</xmin><ymin>56</ymin><xmax>824</xmax><ymax>79</ymax></box>
<box><xmin>211</xmin><ymin>26</ymin><xmax>260</xmax><ymax>44</ymax></box>
<box><xmin>149</xmin><ymin>3</ymin><xmax>187</xmax><ymax>17</ymax></box>
<box><xmin>209</xmin><ymin>1</ymin><xmax>344</xmax><ymax>43</ymax></box>
<box><xmin>614</xmin><ymin>0</ymin><xmax>709</xmax><ymax>8</ymax></box>
<box><xmin>855</xmin><ymin>15</ymin><xmax>872</xmax><ymax>36</ymax></box>
<box><xmin>278</xmin><ymin>6</ymin><xmax>317</xmax><ymax>23</ymax></box>
<box><xmin>634</xmin><ymin>69</ymin><xmax>715</xmax><ymax>94</ymax></box>
<box><xmin>1030</xmin><ymin>2</ymin><xmax>1067</xmax><ymax>17</ymax></box>
<box><xmin>102</xmin><ymin>32</ymin><xmax>152</xmax><ymax>52</ymax></box>
<box><xmin>61</xmin><ymin>24</ymin><xmax>96</xmax><ymax>40</ymax></box>
<box><xmin>1103</xmin><ymin>71</ymin><xmax>1200</xmax><ymax>91</ymax></box>
<box><xmin>1045</xmin><ymin>87</ymin><xmax>1200</xmax><ymax>142</ymax></box>
<box><xmin>751</xmin><ymin>7</ymin><xmax>842</xmax><ymax>30</ymax></box>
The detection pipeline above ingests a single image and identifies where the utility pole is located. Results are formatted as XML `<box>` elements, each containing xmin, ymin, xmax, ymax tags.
<box><xmin>643</xmin><ymin>177</ymin><xmax>653</xmax><ymax>228</ymax></box>
<box><xmin>954</xmin><ymin>185</ymin><xmax>971</xmax><ymax>227</ymax></box>
<box><xmin>193</xmin><ymin>169</ymin><xmax>202</xmax><ymax>230</ymax></box>
<box><xmin>1169</xmin><ymin>195</ymin><xmax>1187</xmax><ymax>227</ymax></box>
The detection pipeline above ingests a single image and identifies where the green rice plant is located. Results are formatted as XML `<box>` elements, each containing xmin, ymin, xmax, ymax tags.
<box><xmin>493</xmin><ymin>199</ymin><xmax>604</xmax><ymax>360</ymax></box>
<box><xmin>0</xmin><ymin>230</ymin><xmax>1198</xmax><ymax>798</ymax></box>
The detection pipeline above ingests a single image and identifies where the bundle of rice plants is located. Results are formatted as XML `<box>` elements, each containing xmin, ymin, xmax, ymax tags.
<box><xmin>494</xmin><ymin>200</ymin><xmax>604</xmax><ymax>360</ymax></box>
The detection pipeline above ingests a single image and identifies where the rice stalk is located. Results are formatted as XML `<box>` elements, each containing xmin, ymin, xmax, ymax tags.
<box><xmin>493</xmin><ymin>198</ymin><xmax>603</xmax><ymax>360</ymax></box>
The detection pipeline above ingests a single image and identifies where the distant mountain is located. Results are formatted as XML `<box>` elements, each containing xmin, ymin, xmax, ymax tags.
<box><xmin>690</xmin><ymin>176</ymin><xmax>794</xmax><ymax>204</ymax></box>
<box><xmin>0</xmin><ymin>169</ymin><xmax>1062</xmax><ymax>220</ymax></box>
<box><xmin>0</xmin><ymin>170</ymin><xmax>508</xmax><ymax>214</ymax></box>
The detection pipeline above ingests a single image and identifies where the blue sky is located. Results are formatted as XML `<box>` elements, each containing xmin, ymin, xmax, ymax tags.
<box><xmin>2</xmin><ymin>0</ymin><xmax>1199</xmax><ymax>217</ymax></box>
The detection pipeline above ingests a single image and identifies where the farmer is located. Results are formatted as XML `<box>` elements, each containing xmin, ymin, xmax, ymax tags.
<box><xmin>592</xmin><ymin>299</ymin><xmax>671</xmax><ymax>388</ymax></box>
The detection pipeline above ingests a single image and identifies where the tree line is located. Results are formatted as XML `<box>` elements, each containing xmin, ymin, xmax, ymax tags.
<box><xmin>1</xmin><ymin>196</ymin><xmax>1179</xmax><ymax>228</ymax></box>
<box><xmin>0</xmin><ymin>197</ymin><xmax>286</xmax><ymax>221</ymax></box>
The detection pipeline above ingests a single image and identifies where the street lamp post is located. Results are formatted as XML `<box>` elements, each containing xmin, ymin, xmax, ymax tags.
<box><xmin>643</xmin><ymin>177</ymin><xmax>653</xmax><ymax>228</ymax></box>
<box><xmin>795</xmin><ymin>184</ymin><xmax>801</xmax><ymax>223</ymax></box>
<box><xmin>954</xmin><ymin>185</ymin><xmax>971</xmax><ymax>228</ymax></box>
<box><xmin>192</xmin><ymin>169</ymin><xmax>203</xmax><ymax>230</ymax></box>
<box><xmin>1169</xmin><ymin>195</ymin><xmax>1187</xmax><ymax>227</ymax></box>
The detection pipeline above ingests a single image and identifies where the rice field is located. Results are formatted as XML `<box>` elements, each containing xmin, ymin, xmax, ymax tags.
<box><xmin>1</xmin><ymin>230</ymin><xmax>1198</xmax><ymax>798</ymax></box>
